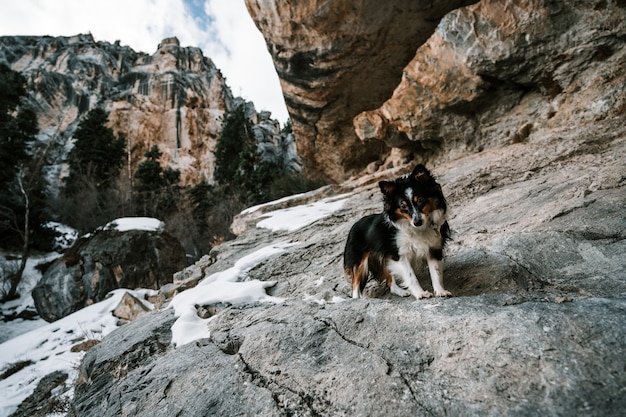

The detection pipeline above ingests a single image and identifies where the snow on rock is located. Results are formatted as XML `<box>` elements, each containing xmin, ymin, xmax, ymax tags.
<box><xmin>103</xmin><ymin>217</ymin><xmax>164</xmax><ymax>232</ymax></box>
<box><xmin>0</xmin><ymin>289</ymin><xmax>154</xmax><ymax>417</ymax></box>
<box><xmin>44</xmin><ymin>222</ymin><xmax>78</xmax><ymax>251</ymax></box>
<box><xmin>255</xmin><ymin>194</ymin><xmax>350</xmax><ymax>232</ymax></box>
<box><xmin>168</xmin><ymin>242</ymin><xmax>297</xmax><ymax>347</ymax></box>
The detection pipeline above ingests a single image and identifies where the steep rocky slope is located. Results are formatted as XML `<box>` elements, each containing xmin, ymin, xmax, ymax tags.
<box><xmin>248</xmin><ymin>0</ymin><xmax>625</xmax><ymax>182</ymax></box>
<box><xmin>0</xmin><ymin>34</ymin><xmax>296</xmax><ymax>189</ymax></box>
<box><xmin>69</xmin><ymin>115</ymin><xmax>625</xmax><ymax>416</ymax></box>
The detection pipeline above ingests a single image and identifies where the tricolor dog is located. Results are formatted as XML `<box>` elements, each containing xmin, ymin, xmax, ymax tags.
<box><xmin>344</xmin><ymin>164</ymin><xmax>451</xmax><ymax>299</ymax></box>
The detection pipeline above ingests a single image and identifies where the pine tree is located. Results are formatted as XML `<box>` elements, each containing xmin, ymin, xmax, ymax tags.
<box><xmin>214</xmin><ymin>105</ymin><xmax>253</xmax><ymax>185</ymax></box>
<box><xmin>59</xmin><ymin>108</ymin><xmax>127</xmax><ymax>232</ymax></box>
<box><xmin>214</xmin><ymin>105</ymin><xmax>283</xmax><ymax>205</ymax></box>
<box><xmin>0</xmin><ymin>64</ymin><xmax>32</xmax><ymax>191</ymax></box>
<box><xmin>64</xmin><ymin>108</ymin><xmax>126</xmax><ymax>194</ymax></box>
<box><xmin>0</xmin><ymin>64</ymin><xmax>49</xmax><ymax>300</ymax></box>
<box><xmin>133</xmin><ymin>145</ymin><xmax>180</xmax><ymax>218</ymax></box>
<box><xmin>134</xmin><ymin>145</ymin><xmax>180</xmax><ymax>191</ymax></box>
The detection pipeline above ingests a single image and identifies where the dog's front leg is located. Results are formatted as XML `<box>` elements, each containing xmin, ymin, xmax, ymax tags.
<box><xmin>426</xmin><ymin>256</ymin><xmax>451</xmax><ymax>297</ymax></box>
<box><xmin>388</xmin><ymin>257</ymin><xmax>431</xmax><ymax>299</ymax></box>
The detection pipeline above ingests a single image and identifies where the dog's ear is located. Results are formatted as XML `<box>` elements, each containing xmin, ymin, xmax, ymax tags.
<box><xmin>379</xmin><ymin>181</ymin><xmax>396</xmax><ymax>197</ymax></box>
<box><xmin>411</xmin><ymin>164</ymin><xmax>431</xmax><ymax>182</ymax></box>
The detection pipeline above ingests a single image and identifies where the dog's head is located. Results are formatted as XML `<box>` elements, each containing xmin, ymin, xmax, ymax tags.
<box><xmin>379</xmin><ymin>164</ymin><xmax>447</xmax><ymax>228</ymax></box>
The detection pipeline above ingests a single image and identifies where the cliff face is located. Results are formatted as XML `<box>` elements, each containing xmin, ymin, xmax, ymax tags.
<box><xmin>0</xmin><ymin>34</ymin><xmax>296</xmax><ymax>189</ymax></box>
<box><xmin>247</xmin><ymin>0</ymin><xmax>625</xmax><ymax>181</ymax></box>
<box><xmin>245</xmin><ymin>0</ymin><xmax>479</xmax><ymax>182</ymax></box>
<box><xmin>354</xmin><ymin>0</ymin><xmax>626</xmax><ymax>165</ymax></box>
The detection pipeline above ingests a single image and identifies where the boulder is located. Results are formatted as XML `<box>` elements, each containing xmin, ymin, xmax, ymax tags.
<box><xmin>112</xmin><ymin>292</ymin><xmax>151</xmax><ymax>322</ymax></box>
<box><xmin>32</xmin><ymin>221</ymin><xmax>186</xmax><ymax>322</ymax></box>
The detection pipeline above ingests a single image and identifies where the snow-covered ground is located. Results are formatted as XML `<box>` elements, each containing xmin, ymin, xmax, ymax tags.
<box><xmin>0</xmin><ymin>288</ymin><xmax>154</xmax><ymax>417</ymax></box>
<box><xmin>0</xmin><ymin>199</ymin><xmax>348</xmax><ymax>416</ymax></box>
<box><xmin>256</xmin><ymin>193</ymin><xmax>350</xmax><ymax>232</ymax></box>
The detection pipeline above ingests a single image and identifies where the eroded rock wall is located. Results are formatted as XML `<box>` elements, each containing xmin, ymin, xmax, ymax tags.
<box><xmin>245</xmin><ymin>0</ymin><xmax>479</xmax><ymax>182</ymax></box>
<box><xmin>0</xmin><ymin>34</ymin><xmax>232</xmax><ymax>187</ymax></box>
<box><xmin>0</xmin><ymin>34</ymin><xmax>297</xmax><ymax>189</ymax></box>
<box><xmin>355</xmin><ymin>0</ymin><xmax>626</xmax><ymax>165</ymax></box>
<box><xmin>248</xmin><ymin>0</ymin><xmax>625</xmax><ymax>181</ymax></box>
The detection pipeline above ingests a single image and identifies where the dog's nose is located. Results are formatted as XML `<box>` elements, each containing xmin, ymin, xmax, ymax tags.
<box><xmin>413</xmin><ymin>217</ymin><xmax>423</xmax><ymax>227</ymax></box>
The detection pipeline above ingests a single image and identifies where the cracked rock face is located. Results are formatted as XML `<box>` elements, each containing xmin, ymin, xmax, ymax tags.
<box><xmin>69</xmin><ymin>112</ymin><xmax>625</xmax><ymax>415</ymax></box>
<box><xmin>354</xmin><ymin>0</ymin><xmax>626</xmax><ymax>168</ymax></box>
<box><xmin>0</xmin><ymin>35</ymin><xmax>297</xmax><ymax>190</ymax></box>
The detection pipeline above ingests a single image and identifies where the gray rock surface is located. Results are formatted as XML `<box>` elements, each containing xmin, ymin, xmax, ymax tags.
<box><xmin>69</xmin><ymin>115</ymin><xmax>625</xmax><ymax>416</ymax></box>
<box><xmin>9</xmin><ymin>370</ymin><xmax>70</xmax><ymax>417</ymax></box>
<box><xmin>71</xmin><ymin>298</ymin><xmax>626</xmax><ymax>417</ymax></box>
<box><xmin>32</xmin><ymin>226</ymin><xmax>186</xmax><ymax>322</ymax></box>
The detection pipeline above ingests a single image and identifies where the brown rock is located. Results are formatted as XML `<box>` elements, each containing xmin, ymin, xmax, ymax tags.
<box><xmin>112</xmin><ymin>292</ymin><xmax>151</xmax><ymax>322</ymax></box>
<box><xmin>355</xmin><ymin>0</ymin><xmax>626</xmax><ymax>166</ymax></box>
<box><xmin>245</xmin><ymin>0</ymin><xmax>479</xmax><ymax>182</ymax></box>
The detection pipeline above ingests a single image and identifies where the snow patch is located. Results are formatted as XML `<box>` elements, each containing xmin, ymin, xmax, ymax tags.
<box><xmin>303</xmin><ymin>293</ymin><xmax>325</xmax><ymax>305</ymax></box>
<box><xmin>44</xmin><ymin>221</ymin><xmax>78</xmax><ymax>251</ymax></box>
<box><xmin>0</xmin><ymin>289</ymin><xmax>151</xmax><ymax>417</ymax></box>
<box><xmin>103</xmin><ymin>217</ymin><xmax>164</xmax><ymax>232</ymax></box>
<box><xmin>242</xmin><ymin>187</ymin><xmax>331</xmax><ymax>215</ymax></box>
<box><xmin>256</xmin><ymin>194</ymin><xmax>350</xmax><ymax>232</ymax></box>
<box><xmin>168</xmin><ymin>242</ymin><xmax>297</xmax><ymax>347</ymax></box>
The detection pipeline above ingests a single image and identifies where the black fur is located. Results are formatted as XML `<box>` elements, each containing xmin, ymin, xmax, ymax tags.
<box><xmin>344</xmin><ymin>164</ymin><xmax>451</xmax><ymax>298</ymax></box>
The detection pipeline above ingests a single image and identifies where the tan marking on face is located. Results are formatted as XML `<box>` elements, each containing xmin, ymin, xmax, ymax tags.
<box><xmin>395</xmin><ymin>208</ymin><xmax>412</xmax><ymax>222</ymax></box>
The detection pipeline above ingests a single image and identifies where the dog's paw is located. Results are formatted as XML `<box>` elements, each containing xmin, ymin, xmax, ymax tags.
<box><xmin>435</xmin><ymin>290</ymin><xmax>452</xmax><ymax>297</ymax></box>
<box><xmin>415</xmin><ymin>291</ymin><xmax>432</xmax><ymax>299</ymax></box>
<box><xmin>391</xmin><ymin>286</ymin><xmax>411</xmax><ymax>297</ymax></box>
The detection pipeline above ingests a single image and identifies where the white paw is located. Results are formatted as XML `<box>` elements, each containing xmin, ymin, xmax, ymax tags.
<box><xmin>415</xmin><ymin>291</ymin><xmax>432</xmax><ymax>300</ymax></box>
<box><xmin>391</xmin><ymin>285</ymin><xmax>411</xmax><ymax>297</ymax></box>
<box><xmin>435</xmin><ymin>290</ymin><xmax>452</xmax><ymax>297</ymax></box>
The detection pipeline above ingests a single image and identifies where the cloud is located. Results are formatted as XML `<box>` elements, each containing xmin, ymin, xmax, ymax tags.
<box><xmin>0</xmin><ymin>0</ymin><xmax>288</xmax><ymax>123</ymax></box>
<box><xmin>199</xmin><ymin>1</ymin><xmax>286</xmax><ymax>120</ymax></box>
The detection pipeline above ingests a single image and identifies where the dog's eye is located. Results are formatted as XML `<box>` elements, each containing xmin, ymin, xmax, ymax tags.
<box><xmin>416</xmin><ymin>197</ymin><xmax>426</xmax><ymax>206</ymax></box>
<box><xmin>400</xmin><ymin>200</ymin><xmax>409</xmax><ymax>211</ymax></box>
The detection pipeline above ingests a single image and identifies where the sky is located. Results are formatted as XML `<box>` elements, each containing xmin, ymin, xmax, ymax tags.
<box><xmin>0</xmin><ymin>0</ymin><xmax>289</xmax><ymax>124</ymax></box>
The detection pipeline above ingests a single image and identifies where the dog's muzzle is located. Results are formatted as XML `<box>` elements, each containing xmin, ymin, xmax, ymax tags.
<box><xmin>411</xmin><ymin>214</ymin><xmax>423</xmax><ymax>227</ymax></box>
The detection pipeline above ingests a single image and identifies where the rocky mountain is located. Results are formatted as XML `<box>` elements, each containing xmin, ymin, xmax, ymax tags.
<box><xmin>0</xmin><ymin>34</ymin><xmax>297</xmax><ymax>190</ymax></box>
<box><xmin>247</xmin><ymin>0</ymin><xmax>626</xmax><ymax>183</ymax></box>
<box><xmin>69</xmin><ymin>114</ymin><xmax>625</xmax><ymax>416</ymax></box>
<box><xmin>2</xmin><ymin>0</ymin><xmax>625</xmax><ymax>415</ymax></box>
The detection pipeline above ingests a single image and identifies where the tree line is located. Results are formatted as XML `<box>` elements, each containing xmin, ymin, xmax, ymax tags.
<box><xmin>0</xmin><ymin>63</ymin><xmax>321</xmax><ymax>301</ymax></box>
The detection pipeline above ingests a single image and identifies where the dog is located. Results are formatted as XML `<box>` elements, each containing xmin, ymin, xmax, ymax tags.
<box><xmin>343</xmin><ymin>164</ymin><xmax>451</xmax><ymax>300</ymax></box>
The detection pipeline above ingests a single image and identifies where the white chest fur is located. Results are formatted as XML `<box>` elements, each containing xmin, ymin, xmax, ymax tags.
<box><xmin>394</xmin><ymin>223</ymin><xmax>441</xmax><ymax>259</ymax></box>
